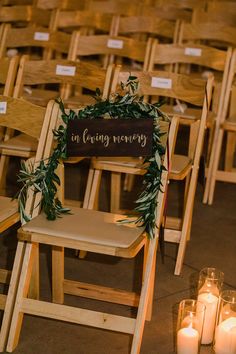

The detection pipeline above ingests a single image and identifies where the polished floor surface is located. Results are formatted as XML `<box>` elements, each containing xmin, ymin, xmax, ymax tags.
<box><xmin>0</xmin><ymin>160</ymin><xmax>236</xmax><ymax>354</ymax></box>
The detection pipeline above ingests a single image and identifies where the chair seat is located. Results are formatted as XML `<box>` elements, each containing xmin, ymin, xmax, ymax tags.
<box><xmin>0</xmin><ymin>196</ymin><xmax>18</xmax><ymax>224</ymax></box>
<box><xmin>64</xmin><ymin>94</ymin><xmax>97</xmax><ymax>109</ymax></box>
<box><xmin>23</xmin><ymin>89</ymin><xmax>59</xmax><ymax>107</ymax></box>
<box><xmin>93</xmin><ymin>157</ymin><xmax>146</xmax><ymax>174</ymax></box>
<box><xmin>169</xmin><ymin>154</ymin><xmax>192</xmax><ymax>180</ymax></box>
<box><xmin>0</xmin><ymin>134</ymin><xmax>37</xmax><ymax>153</ymax></box>
<box><xmin>162</xmin><ymin>104</ymin><xmax>201</xmax><ymax>124</ymax></box>
<box><xmin>22</xmin><ymin>207</ymin><xmax>144</xmax><ymax>249</ymax></box>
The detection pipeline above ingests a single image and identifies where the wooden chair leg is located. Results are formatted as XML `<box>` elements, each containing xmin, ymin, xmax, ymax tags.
<box><xmin>52</xmin><ymin>246</ymin><xmax>64</xmax><ymax>304</ymax></box>
<box><xmin>0</xmin><ymin>155</ymin><xmax>9</xmax><ymax>195</ymax></box>
<box><xmin>6</xmin><ymin>242</ymin><xmax>36</xmax><ymax>353</ymax></box>
<box><xmin>110</xmin><ymin>172</ymin><xmax>121</xmax><ymax>213</ymax></box>
<box><xmin>131</xmin><ymin>239</ymin><xmax>158</xmax><ymax>354</ymax></box>
<box><xmin>224</xmin><ymin>131</ymin><xmax>236</xmax><ymax>171</ymax></box>
<box><xmin>124</xmin><ymin>174</ymin><xmax>135</xmax><ymax>192</ymax></box>
<box><xmin>203</xmin><ymin>125</ymin><xmax>220</xmax><ymax>204</ymax></box>
<box><xmin>175</xmin><ymin>168</ymin><xmax>199</xmax><ymax>275</ymax></box>
<box><xmin>208</xmin><ymin>129</ymin><xmax>224</xmax><ymax>205</ymax></box>
<box><xmin>28</xmin><ymin>244</ymin><xmax>39</xmax><ymax>300</ymax></box>
<box><xmin>78</xmin><ymin>169</ymin><xmax>102</xmax><ymax>259</ymax></box>
<box><xmin>0</xmin><ymin>241</ymin><xmax>25</xmax><ymax>352</ymax></box>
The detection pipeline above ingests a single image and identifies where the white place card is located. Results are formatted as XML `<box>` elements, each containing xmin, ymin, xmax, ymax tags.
<box><xmin>184</xmin><ymin>47</ymin><xmax>202</xmax><ymax>57</ymax></box>
<box><xmin>107</xmin><ymin>39</ymin><xmax>123</xmax><ymax>49</ymax></box>
<box><xmin>151</xmin><ymin>77</ymin><xmax>172</xmax><ymax>89</ymax></box>
<box><xmin>34</xmin><ymin>32</ymin><xmax>50</xmax><ymax>41</ymax></box>
<box><xmin>0</xmin><ymin>102</ymin><xmax>7</xmax><ymax>114</ymax></box>
<box><xmin>56</xmin><ymin>65</ymin><xmax>76</xmax><ymax>76</ymax></box>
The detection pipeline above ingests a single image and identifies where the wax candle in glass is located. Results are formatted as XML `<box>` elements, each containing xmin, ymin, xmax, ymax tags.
<box><xmin>214</xmin><ymin>290</ymin><xmax>236</xmax><ymax>354</ymax></box>
<box><xmin>197</xmin><ymin>267</ymin><xmax>224</xmax><ymax>345</ymax></box>
<box><xmin>176</xmin><ymin>299</ymin><xmax>205</xmax><ymax>354</ymax></box>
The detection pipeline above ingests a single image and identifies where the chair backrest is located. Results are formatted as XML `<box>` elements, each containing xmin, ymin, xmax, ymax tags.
<box><xmin>111</xmin><ymin>67</ymin><xmax>213</xmax><ymax>163</ymax></box>
<box><xmin>36</xmin><ymin>0</ymin><xmax>86</xmax><ymax>10</ymax></box>
<box><xmin>0</xmin><ymin>5</ymin><xmax>51</xmax><ymax>27</ymax></box>
<box><xmin>0</xmin><ymin>24</ymin><xmax>72</xmax><ymax>60</ymax></box>
<box><xmin>87</xmin><ymin>0</ymin><xmax>140</xmax><ymax>16</ymax></box>
<box><xmin>49</xmin><ymin>9</ymin><xmax>114</xmax><ymax>35</ymax></box>
<box><xmin>178</xmin><ymin>21</ymin><xmax>236</xmax><ymax>49</ymax></box>
<box><xmin>13</xmin><ymin>55</ymin><xmax>113</xmax><ymax>105</ymax></box>
<box><xmin>69</xmin><ymin>31</ymin><xmax>152</xmax><ymax>70</ymax></box>
<box><xmin>115</xmin><ymin>15</ymin><xmax>179</xmax><ymax>43</ymax></box>
<box><xmin>153</xmin><ymin>0</ymin><xmax>207</xmax><ymax>10</ymax></box>
<box><xmin>140</xmin><ymin>4</ymin><xmax>192</xmax><ymax>21</ymax></box>
<box><xmin>192</xmin><ymin>8</ymin><xmax>236</xmax><ymax>27</ymax></box>
<box><xmin>148</xmin><ymin>42</ymin><xmax>232</xmax><ymax>114</ymax></box>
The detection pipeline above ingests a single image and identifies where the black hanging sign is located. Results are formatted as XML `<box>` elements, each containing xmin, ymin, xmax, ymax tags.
<box><xmin>66</xmin><ymin>118</ymin><xmax>153</xmax><ymax>156</ymax></box>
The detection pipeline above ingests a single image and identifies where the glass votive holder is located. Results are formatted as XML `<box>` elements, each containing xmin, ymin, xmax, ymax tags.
<box><xmin>214</xmin><ymin>290</ymin><xmax>236</xmax><ymax>354</ymax></box>
<box><xmin>176</xmin><ymin>299</ymin><xmax>206</xmax><ymax>354</ymax></box>
<box><xmin>197</xmin><ymin>267</ymin><xmax>224</xmax><ymax>345</ymax></box>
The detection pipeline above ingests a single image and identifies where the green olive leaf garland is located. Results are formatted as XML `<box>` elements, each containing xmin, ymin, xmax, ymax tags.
<box><xmin>16</xmin><ymin>76</ymin><xmax>169</xmax><ymax>239</ymax></box>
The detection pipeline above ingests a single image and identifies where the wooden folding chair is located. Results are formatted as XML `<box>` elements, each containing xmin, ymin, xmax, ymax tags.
<box><xmin>5</xmin><ymin>101</ymin><xmax>178</xmax><ymax>354</ymax></box>
<box><xmin>148</xmin><ymin>41</ymin><xmax>232</xmax><ymax>163</ymax></box>
<box><xmin>204</xmin><ymin>49</ymin><xmax>236</xmax><ymax>205</ymax></box>
<box><xmin>0</xmin><ymin>95</ymin><xmax>53</xmax><ymax>352</ymax></box>
<box><xmin>90</xmin><ymin>67</ymin><xmax>213</xmax><ymax>275</ymax></box>
<box><xmin>0</xmin><ymin>55</ymin><xmax>113</xmax><ymax>195</ymax></box>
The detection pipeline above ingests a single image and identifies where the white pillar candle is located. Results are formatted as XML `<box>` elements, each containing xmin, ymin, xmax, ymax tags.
<box><xmin>214</xmin><ymin>317</ymin><xmax>236</xmax><ymax>354</ymax></box>
<box><xmin>177</xmin><ymin>324</ymin><xmax>199</xmax><ymax>354</ymax></box>
<box><xmin>197</xmin><ymin>292</ymin><xmax>218</xmax><ymax>344</ymax></box>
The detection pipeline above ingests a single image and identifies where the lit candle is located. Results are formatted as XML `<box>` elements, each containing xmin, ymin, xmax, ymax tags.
<box><xmin>214</xmin><ymin>317</ymin><xmax>236</xmax><ymax>354</ymax></box>
<box><xmin>197</xmin><ymin>292</ymin><xmax>218</xmax><ymax>344</ymax></box>
<box><xmin>177</xmin><ymin>323</ymin><xmax>199</xmax><ymax>354</ymax></box>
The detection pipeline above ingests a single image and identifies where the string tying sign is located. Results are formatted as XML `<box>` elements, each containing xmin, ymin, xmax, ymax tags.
<box><xmin>67</xmin><ymin>119</ymin><xmax>153</xmax><ymax>156</ymax></box>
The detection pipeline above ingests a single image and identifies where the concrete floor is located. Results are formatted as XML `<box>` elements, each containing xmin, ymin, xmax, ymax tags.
<box><xmin>0</xmin><ymin>161</ymin><xmax>236</xmax><ymax>354</ymax></box>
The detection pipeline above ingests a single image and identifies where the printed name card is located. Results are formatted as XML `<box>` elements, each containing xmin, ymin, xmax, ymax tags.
<box><xmin>151</xmin><ymin>77</ymin><xmax>172</xmax><ymax>89</ymax></box>
<box><xmin>67</xmin><ymin>119</ymin><xmax>153</xmax><ymax>157</ymax></box>
<box><xmin>107</xmin><ymin>39</ymin><xmax>124</xmax><ymax>49</ymax></box>
<box><xmin>184</xmin><ymin>47</ymin><xmax>202</xmax><ymax>57</ymax></box>
<box><xmin>34</xmin><ymin>32</ymin><xmax>50</xmax><ymax>41</ymax></box>
<box><xmin>56</xmin><ymin>65</ymin><xmax>76</xmax><ymax>76</ymax></box>
<box><xmin>0</xmin><ymin>102</ymin><xmax>7</xmax><ymax>114</ymax></box>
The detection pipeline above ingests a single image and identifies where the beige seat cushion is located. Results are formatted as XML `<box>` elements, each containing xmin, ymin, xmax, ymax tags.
<box><xmin>0</xmin><ymin>196</ymin><xmax>18</xmax><ymax>223</ymax></box>
<box><xmin>0</xmin><ymin>134</ymin><xmax>37</xmax><ymax>152</ymax></box>
<box><xmin>169</xmin><ymin>154</ymin><xmax>192</xmax><ymax>180</ymax></box>
<box><xmin>22</xmin><ymin>207</ymin><xmax>144</xmax><ymax>249</ymax></box>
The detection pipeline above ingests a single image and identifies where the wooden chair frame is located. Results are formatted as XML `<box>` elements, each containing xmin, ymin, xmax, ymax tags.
<box><xmin>0</xmin><ymin>96</ymin><xmax>53</xmax><ymax>352</ymax></box>
<box><xmin>4</xmin><ymin>102</ymin><xmax>179</xmax><ymax>354</ymax></box>
<box><xmin>91</xmin><ymin>67</ymin><xmax>213</xmax><ymax>275</ymax></box>
<box><xmin>203</xmin><ymin>49</ymin><xmax>236</xmax><ymax>205</ymax></box>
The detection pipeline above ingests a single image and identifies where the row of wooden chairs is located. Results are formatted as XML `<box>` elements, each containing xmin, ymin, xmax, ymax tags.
<box><xmin>2</xmin><ymin>0</ymin><xmax>234</xmax><ymax>33</ymax></box>
<box><xmin>0</xmin><ymin>59</ymin><xmax>212</xmax><ymax>352</ymax></box>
